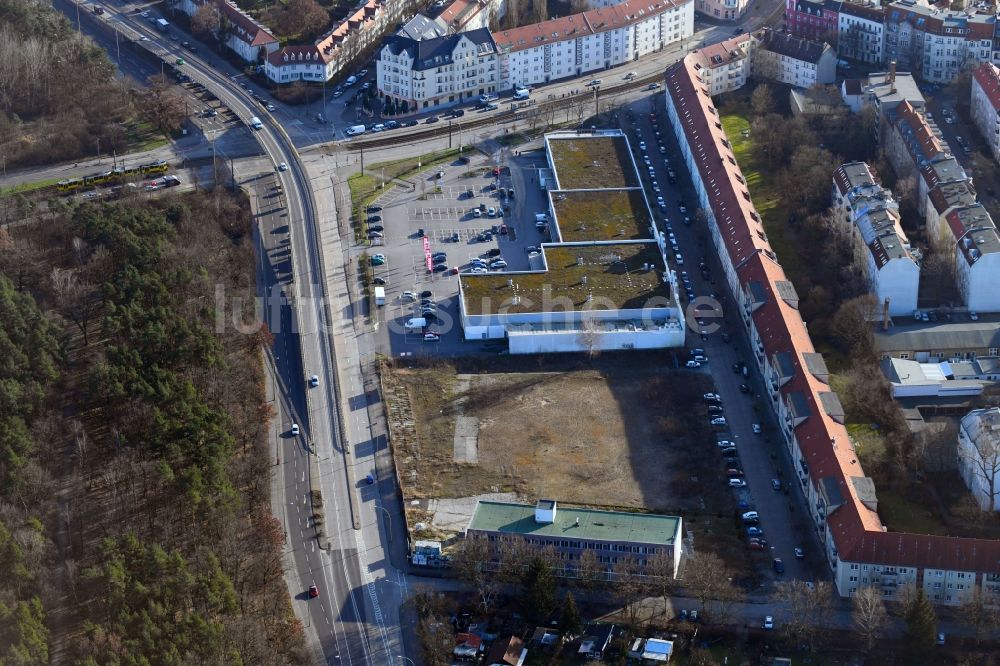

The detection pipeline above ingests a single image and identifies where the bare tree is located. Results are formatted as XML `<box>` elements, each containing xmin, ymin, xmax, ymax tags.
<box><xmin>852</xmin><ymin>585</ymin><xmax>889</xmax><ymax>652</ymax></box>
<box><xmin>776</xmin><ymin>581</ymin><xmax>835</xmax><ymax>651</ymax></box>
<box><xmin>138</xmin><ymin>75</ymin><xmax>188</xmax><ymax>134</ymax></box>
<box><xmin>958</xmin><ymin>588</ymin><xmax>1000</xmax><ymax>645</ymax></box>
<box><xmin>751</xmin><ymin>83</ymin><xmax>775</xmax><ymax>116</ymax></box>
<box><xmin>576</xmin><ymin>548</ymin><xmax>605</xmax><ymax>587</ymax></box>
<box><xmin>191</xmin><ymin>3</ymin><xmax>221</xmax><ymax>39</ymax></box>
<box><xmin>959</xmin><ymin>429</ymin><xmax>1000</xmax><ymax>511</ymax></box>
<box><xmin>50</xmin><ymin>266</ymin><xmax>98</xmax><ymax>345</ymax></box>
<box><xmin>451</xmin><ymin>537</ymin><xmax>500</xmax><ymax>617</ymax></box>
<box><xmin>612</xmin><ymin>558</ymin><xmax>650</xmax><ymax>630</ymax></box>
<box><xmin>646</xmin><ymin>550</ymin><xmax>678</xmax><ymax>620</ymax></box>
<box><xmin>681</xmin><ymin>552</ymin><xmax>734</xmax><ymax>615</ymax></box>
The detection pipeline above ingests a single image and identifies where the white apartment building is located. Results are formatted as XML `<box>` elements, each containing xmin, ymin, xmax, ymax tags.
<box><xmin>695</xmin><ymin>0</ymin><xmax>751</xmax><ymax>21</ymax></box>
<box><xmin>971</xmin><ymin>62</ymin><xmax>1000</xmax><ymax>164</ymax></box>
<box><xmin>684</xmin><ymin>34</ymin><xmax>753</xmax><ymax>96</ymax></box>
<box><xmin>378</xmin><ymin>28</ymin><xmax>499</xmax><ymax>110</ymax></box>
<box><xmin>948</xmin><ymin>205</ymin><xmax>1000</xmax><ymax>313</ymax></box>
<box><xmin>959</xmin><ymin>407</ymin><xmax>1000</xmax><ymax>512</ymax></box>
<box><xmin>493</xmin><ymin>0</ymin><xmax>694</xmax><ymax>89</ymax></box>
<box><xmin>836</xmin><ymin>2</ymin><xmax>884</xmax><ymax>65</ymax></box>
<box><xmin>752</xmin><ymin>27</ymin><xmax>837</xmax><ymax>88</ymax></box>
<box><xmin>883</xmin><ymin>0</ymin><xmax>995</xmax><ymax>84</ymax></box>
<box><xmin>832</xmin><ymin>162</ymin><xmax>918</xmax><ymax>315</ymax></box>
<box><xmin>178</xmin><ymin>0</ymin><xmax>279</xmax><ymax>63</ymax></box>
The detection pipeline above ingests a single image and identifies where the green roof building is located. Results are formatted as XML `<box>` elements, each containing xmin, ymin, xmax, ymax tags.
<box><xmin>466</xmin><ymin>499</ymin><xmax>682</xmax><ymax>579</ymax></box>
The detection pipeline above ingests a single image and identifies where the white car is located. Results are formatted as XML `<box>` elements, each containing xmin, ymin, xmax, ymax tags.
<box><xmin>401</xmin><ymin>291</ymin><xmax>417</xmax><ymax>302</ymax></box>
<box><xmin>266</xmin><ymin>103</ymin><xmax>276</xmax><ymax>112</ymax></box>
<box><xmin>277</xmin><ymin>162</ymin><xmax>288</xmax><ymax>171</ymax></box>
<box><xmin>309</xmin><ymin>375</ymin><xmax>319</xmax><ymax>387</ymax></box>
<box><xmin>291</xmin><ymin>423</ymin><xmax>300</xmax><ymax>436</ymax></box>
<box><xmin>742</xmin><ymin>511</ymin><xmax>759</xmax><ymax>521</ymax></box>
<box><xmin>717</xmin><ymin>440</ymin><xmax>735</xmax><ymax>448</ymax></box>
<box><xmin>970</xmin><ymin>311</ymin><xmax>980</xmax><ymax>321</ymax></box>
<box><xmin>423</xmin><ymin>332</ymin><xmax>440</xmax><ymax>342</ymax></box>
<box><xmin>704</xmin><ymin>392</ymin><xmax>720</xmax><ymax>401</ymax></box>
<box><xmin>763</xmin><ymin>616</ymin><xmax>774</xmax><ymax>630</ymax></box>
<box><xmin>469</xmin><ymin>267</ymin><xmax>489</xmax><ymax>274</ymax></box>
<box><xmin>685</xmin><ymin>360</ymin><xmax>701</xmax><ymax>368</ymax></box>
<box><xmin>752</xmin><ymin>423</ymin><xmax>762</xmax><ymax>434</ymax></box>
<box><xmin>711</xmin><ymin>417</ymin><xmax>728</xmax><ymax>426</ymax></box>
<box><xmin>728</xmin><ymin>478</ymin><xmax>747</xmax><ymax>488</ymax></box>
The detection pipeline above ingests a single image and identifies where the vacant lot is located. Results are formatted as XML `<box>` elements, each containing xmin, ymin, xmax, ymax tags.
<box><xmin>385</xmin><ymin>359</ymin><xmax>713</xmax><ymax>509</ymax></box>
<box><xmin>383</xmin><ymin>356</ymin><xmax>752</xmax><ymax>571</ymax></box>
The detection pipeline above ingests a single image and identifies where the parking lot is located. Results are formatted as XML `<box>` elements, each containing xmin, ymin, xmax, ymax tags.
<box><xmin>366</xmin><ymin>148</ymin><xmax>554</xmax><ymax>354</ymax></box>
<box><xmin>617</xmin><ymin>94</ymin><xmax>819</xmax><ymax>586</ymax></box>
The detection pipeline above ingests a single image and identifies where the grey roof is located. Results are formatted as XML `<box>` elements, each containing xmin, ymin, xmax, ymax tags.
<box><xmin>819</xmin><ymin>391</ymin><xmax>845</xmax><ymax>423</ymax></box>
<box><xmin>775</xmin><ymin>280</ymin><xmax>799</xmax><ymax>308</ymax></box>
<box><xmin>820</xmin><ymin>476</ymin><xmax>845</xmax><ymax>510</ymax></box>
<box><xmin>928</xmin><ymin>180</ymin><xmax>977</xmax><ymax>215</ymax></box>
<box><xmin>803</xmin><ymin>352</ymin><xmax>830</xmax><ymax>383</ymax></box>
<box><xmin>398</xmin><ymin>13</ymin><xmax>447</xmax><ymax>41</ymax></box>
<box><xmin>859</xmin><ymin>208</ymin><xmax>911</xmax><ymax>267</ymax></box>
<box><xmin>788</xmin><ymin>390</ymin><xmax>811</xmax><ymax>421</ymax></box>
<box><xmin>950</xmin><ymin>204</ymin><xmax>1000</xmax><ymax>263</ymax></box>
<box><xmin>382</xmin><ymin>27</ymin><xmax>495</xmax><ymax>71</ymax></box>
<box><xmin>865</xmin><ymin>71</ymin><xmax>924</xmax><ymax>112</ymax></box>
<box><xmin>923</xmin><ymin>156</ymin><xmax>967</xmax><ymax>188</ymax></box>
<box><xmin>851</xmin><ymin>476</ymin><xmax>878</xmax><ymax>507</ymax></box>
<box><xmin>875</xmin><ymin>321</ymin><xmax>1000</xmax><ymax>353</ymax></box>
<box><xmin>834</xmin><ymin>161</ymin><xmax>877</xmax><ymax>196</ymax></box>
<box><xmin>774</xmin><ymin>350</ymin><xmax>796</xmax><ymax>379</ymax></box>
<box><xmin>755</xmin><ymin>27</ymin><xmax>830</xmax><ymax>64</ymax></box>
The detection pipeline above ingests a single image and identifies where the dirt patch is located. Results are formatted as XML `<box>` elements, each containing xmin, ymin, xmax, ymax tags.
<box><xmin>383</xmin><ymin>358</ymin><xmax>714</xmax><ymax>513</ymax></box>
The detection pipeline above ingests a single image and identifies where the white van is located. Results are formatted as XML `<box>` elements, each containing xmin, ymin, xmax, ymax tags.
<box><xmin>346</xmin><ymin>124</ymin><xmax>366</xmax><ymax>136</ymax></box>
<box><xmin>345</xmin><ymin>75</ymin><xmax>358</xmax><ymax>86</ymax></box>
<box><xmin>404</xmin><ymin>317</ymin><xmax>426</xmax><ymax>331</ymax></box>
<box><xmin>249</xmin><ymin>116</ymin><xmax>263</xmax><ymax>130</ymax></box>
<box><xmin>374</xmin><ymin>286</ymin><xmax>386</xmax><ymax>306</ymax></box>
<box><xmin>513</xmin><ymin>88</ymin><xmax>530</xmax><ymax>100</ymax></box>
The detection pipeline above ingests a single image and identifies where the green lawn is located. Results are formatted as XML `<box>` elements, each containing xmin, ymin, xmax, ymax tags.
<box><xmin>721</xmin><ymin>114</ymin><xmax>804</xmax><ymax>284</ymax></box>
<box><xmin>0</xmin><ymin>176</ymin><xmax>63</xmax><ymax>197</ymax></box>
<box><xmin>876</xmin><ymin>488</ymin><xmax>949</xmax><ymax>536</ymax></box>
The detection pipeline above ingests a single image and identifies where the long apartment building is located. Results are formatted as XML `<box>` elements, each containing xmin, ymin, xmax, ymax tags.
<box><xmin>832</xmin><ymin>162</ymin><xmax>918</xmax><ymax>316</ymax></box>
<box><xmin>786</xmin><ymin>0</ymin><xmax>1000</xmax><ymax>81</ymax></box>
<box><xmin>971</xmin><ymin>62</ymin><xmax>1000</xmax><ymax>164</ymax></box>
<box><xmin>492</xmin><ymin>0</ymin><xmax>694</xmax><ymax>90</ymax></box>
<box><xmin>665</xmin><ymin>52</ymin><xmax>1000</xmax><ymax>605</ymax></box>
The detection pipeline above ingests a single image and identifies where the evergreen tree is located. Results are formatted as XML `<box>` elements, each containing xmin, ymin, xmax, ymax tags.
<box><xmin>522</xmin><ymin>557</ymin><xmax>555</xmax><ymax>626</ymax></box>
<box><xmin>558</xmin><ymin>591</ymin><xmax>581</xmax><ymax>639</ymax></box>
<box><xmin>903</xmin><ymin>588</ymin><xmax>938</xmax><ymax>663</ymax></box>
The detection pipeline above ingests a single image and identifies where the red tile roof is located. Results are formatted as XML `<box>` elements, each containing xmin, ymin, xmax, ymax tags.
<box><xmin>494</xmin><ymin>0</ymin><xmax>690</xmax><ymax>52</ymax></box>
<box><xmin>209</xmin><ymin>0</ymin><xmax>277</xmax><ymax>48</ymax></box>
<box><xmin>666</xmin><ymin>55</ymin><xmax>1000</xmax><ymax>577</ymax></box>
<box><xmin>973</xmin><ymin>62</ymin><xmax>1000</xmax><ymax>112</ymax></box>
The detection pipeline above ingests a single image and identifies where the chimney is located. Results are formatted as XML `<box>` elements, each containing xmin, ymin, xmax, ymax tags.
<box><xmin>882</xmin><ymin>298</ymin><xmax>890</xmax><ymax>331</ymax></box>
<box><xmin>534</xmin><ymin>499</ymin><xmax>556</xmax><ymax>524</ymax></box>
<box><xmin>889</xmin><ymin>60</ymin><xmax>897</xmax><ymax>84</ymax></box>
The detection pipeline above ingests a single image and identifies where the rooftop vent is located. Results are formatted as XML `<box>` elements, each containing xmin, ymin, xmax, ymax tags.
<box><xmin>535</xmin><ymin>499</ymin><xmax>556</xmax><ymax>524</ymax></box>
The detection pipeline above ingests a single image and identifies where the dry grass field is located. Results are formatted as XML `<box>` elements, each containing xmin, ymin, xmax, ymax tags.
<box><xmin>383</xmin><ymin>358</ymin><xmax>714</xmax><ymax>513</ymax></box>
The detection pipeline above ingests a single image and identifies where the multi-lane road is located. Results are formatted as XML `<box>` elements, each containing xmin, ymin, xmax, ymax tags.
<box><xmin>63</xmin><ymin>2</ymin><xmax>405</xmax><ymax>664</ymax></box>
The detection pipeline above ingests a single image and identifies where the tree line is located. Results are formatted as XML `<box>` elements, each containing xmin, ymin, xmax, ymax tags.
<box><xmin>0</xmin><ymin>0</ymin><xmax>191</xmax><ymax>168</ymax></box>
<box><xmin>0</xmin><ymin>187</ymin><xmax>304</xmax><ymax>664</ymax></box>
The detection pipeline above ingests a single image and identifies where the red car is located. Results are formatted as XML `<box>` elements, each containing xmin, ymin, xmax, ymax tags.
<box><xmin>308</xmin><ymin>584</ymin><xmax>319</xmax><ymax>598</ymax></box>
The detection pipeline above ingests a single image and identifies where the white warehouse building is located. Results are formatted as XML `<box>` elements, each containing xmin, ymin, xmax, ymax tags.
<box><xmin>832</xmin><ymin>162</ymin><xmax>918</xmax><ymax>316</ymax></box>
<box><xmin>457</xmin><ymin>130</ymin><xmax>685</xmax><ymax>354</ymax></box>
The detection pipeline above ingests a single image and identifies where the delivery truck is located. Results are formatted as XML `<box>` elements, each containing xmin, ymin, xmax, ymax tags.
<box><xmin>374</xmin><ymin>286</ymin><xmax>386</xmax><ymax>306</ymax></box>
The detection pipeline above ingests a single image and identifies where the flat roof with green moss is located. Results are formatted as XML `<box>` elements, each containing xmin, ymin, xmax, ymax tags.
<box><xmin>551</xmin><ymin>189</ymin><xmax>654</xmax><ymax>242</ymax></box>
<box><xmin>460</xmin><ymin>243</ymin><xmax>672</xmax><ymax>315</ymax></box>
<box><xmin>547</xmin><ymin>135</ymin><xmax>639</xmax><ymax>190</ymax></box>
<box><xmin>468</xmin><ymin>501</ymin><xmax>681</xmax><ymax>546</ymax></box>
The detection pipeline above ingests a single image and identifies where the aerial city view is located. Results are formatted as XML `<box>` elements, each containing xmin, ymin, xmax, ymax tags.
<box><xmin>8</xmin><ymin>0</ymin><xmax>1000</xmax><ymax>662</ymax></box>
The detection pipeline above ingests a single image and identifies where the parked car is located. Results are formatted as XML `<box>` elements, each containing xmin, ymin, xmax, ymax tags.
<box><xmin>794</xmin><ymin>547</ymin><xmax>805</xmax><ymax>559</ymax></box>
<box><xmin>763</xmin><ymin>616</ymin><xmax>774</xmax><ymax>630</ymax></box>
<box><xmin>710</xmin><ymin>417</ymin><xmax>727</xmax><ymax>426</ymax></box>
<box><xmin>752</xmin><ymin>423</ymin><xmax>762</xmax><ymax>434</ymax></box>
<box><xmin>371</xmin><ymin>254</ymin><xmax>386</xmax><ymax>265</ymax></box>
<box><xmin>773</xmin><ymin>558</ymin><xmax>785</xmax><ymax>573</ymax></box>
<box><xmin>729</xmin><ymin>478</ymin><xmax>747</xmax><ymax>488</ymax></box>
<box><xmin>771</xmin><ymin>478</ymin><xmax>782</xmax><ymax>491</ymax></box>
<box><xmin>703</xmin><ymin>392</ymin><xmax>720</xmax><ymax>401</ymax></box>
<box><xmin>685</xmin><ymin>360</ymin><xmax>701</xmax><ymax>368</ymax></box>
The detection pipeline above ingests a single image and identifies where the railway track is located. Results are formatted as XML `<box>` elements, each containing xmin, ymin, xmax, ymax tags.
<box><xmin>342</xmin><ymin>70</ymin><xmax>667</xmax><ymax>151</ymax></box>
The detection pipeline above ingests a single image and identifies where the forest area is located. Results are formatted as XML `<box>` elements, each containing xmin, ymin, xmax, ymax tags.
<box><xmin>0</xmin><ymin>0</ymin><xmax>183</xmax><ymax>168</ymax></box>
<box><xmin>0</xmin><ymin>185</ymin><xmax>305</xmax><ymax>664</ymax></box>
